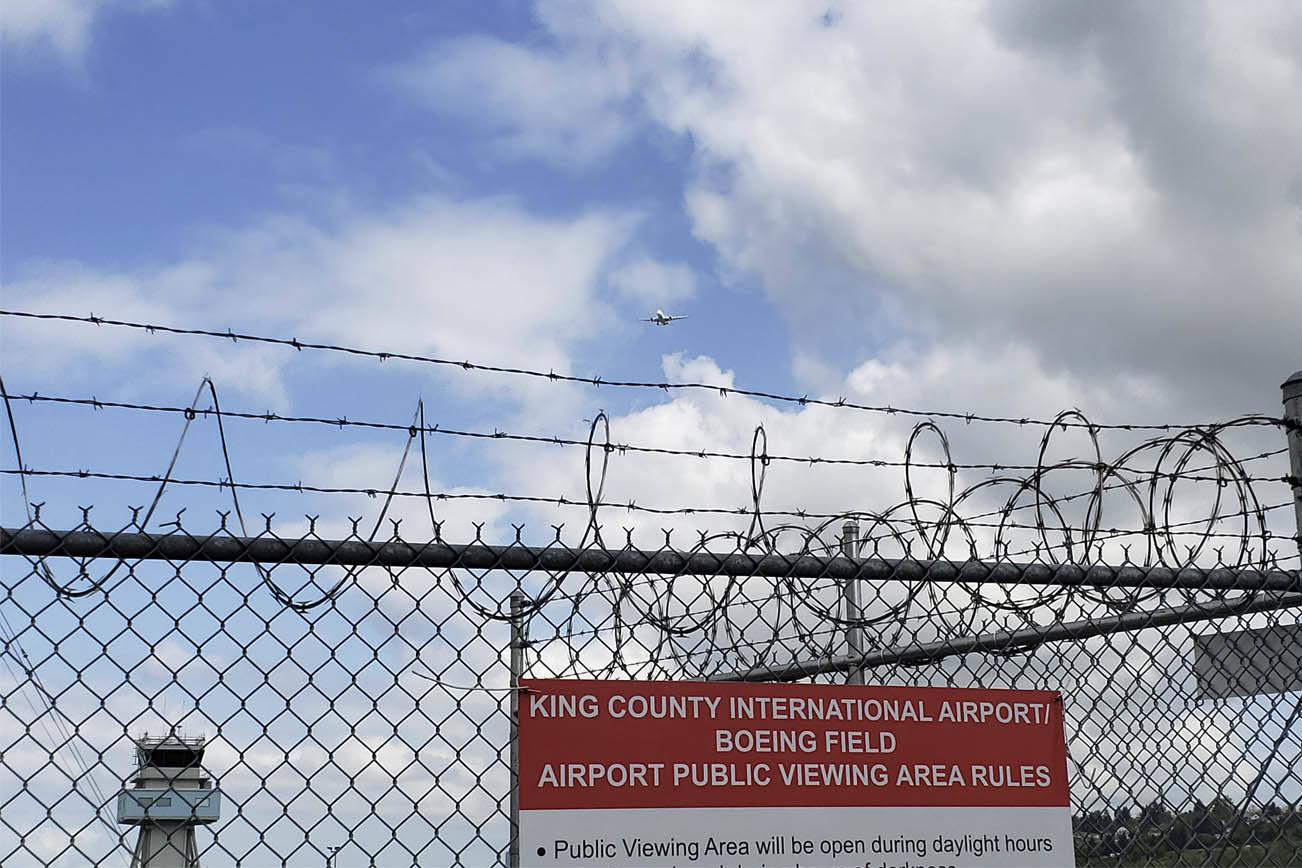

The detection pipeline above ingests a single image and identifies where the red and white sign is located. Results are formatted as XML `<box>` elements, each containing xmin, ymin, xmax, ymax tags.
<box><xmin>519</xmin><ymin>679</ymin><xmax>1073</xmax><ymax>867</ymax></box>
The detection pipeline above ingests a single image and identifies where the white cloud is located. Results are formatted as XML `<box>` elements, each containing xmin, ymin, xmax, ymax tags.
<box><xmin>608</xmin><ymin>257</ymin><xmax>697</xmax><ymax>308</ymax></box>
<box><xmin>181</xmin><ymin>125</ymin><xmax>338</xmax><ymax>180</ymax></box>
<box><xmin>379</xmin><ymin>35</ymin><xmax>638</xmax><ymax>168</ymax></box>
<box><xmin>463</xmin><ymin>0</ymin><xmax>1302</xmax><ymax>418</ymax></box>
<box><xmin>0</xmin><ymin>0</ymin><xmax>170</xmax><ymax>62</ymax></box>
<box><xmin>296</xmin><ymin>198</ymin><xmax>633</xmax><ymax>374</ymax></box>
<box><xmin>1</xmin><ymin>195</ymin><xmax>638</xmax><ymax>408</ymax></box>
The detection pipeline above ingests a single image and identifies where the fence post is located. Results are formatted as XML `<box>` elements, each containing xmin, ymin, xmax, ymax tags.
<box><xmin>841</xmin><ymin>520</ymin><xmax>864</xmax><ymax>685</ymax></box>
<box><xmin>1220</xmin><ymin>359</ymin><xmax>1302</xmax><ymax>843</ymax></box>
<box><xmin>509</xmin><ymin>591</ymin><xmax>524</xmax><ymax>868</ymax></box>
<box><xmin>1283</xmin><ymin>371</ymin><xmax>1302</xmax><ymax>563</ymax></box>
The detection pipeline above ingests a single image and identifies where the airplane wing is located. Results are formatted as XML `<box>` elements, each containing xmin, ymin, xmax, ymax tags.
<box><xmin>668</xmin><ymin>315</ymin><xmax>687</xmax><ymax>321</ymax></box>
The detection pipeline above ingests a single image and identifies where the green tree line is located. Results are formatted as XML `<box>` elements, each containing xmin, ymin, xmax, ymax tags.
<box><xmin>1075</xmin><ymin>798</ymin><xmax>1302</xmax><ymax>867</ymax></box>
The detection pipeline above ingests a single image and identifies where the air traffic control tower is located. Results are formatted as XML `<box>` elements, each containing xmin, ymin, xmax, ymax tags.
<box><xmin>116</xmin><ymin>733</ymin><xmax>221</xmax><ymax>867</ymax></box>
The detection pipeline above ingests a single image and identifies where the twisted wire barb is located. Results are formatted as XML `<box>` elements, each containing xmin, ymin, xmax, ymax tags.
<box><xmin>3</xmin><ymin>308</ymin><xmax>1288</xmax><ymax>431</ymax></box>
<box><xmin>4</xmin><ymin>372</ymin><xmax>1295</xmax><ymax>680</ymax></box>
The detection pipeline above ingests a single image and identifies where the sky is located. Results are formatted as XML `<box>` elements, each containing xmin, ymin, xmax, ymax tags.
<box><xmin>3</xmin><ymin>2</ymin><xmax>1302</xmax><ymax>866</ymax></box>
<box><xmin>3</xmin><ymin>0</ymin><xmax>1300</xmax><ymax>542</ymax></box>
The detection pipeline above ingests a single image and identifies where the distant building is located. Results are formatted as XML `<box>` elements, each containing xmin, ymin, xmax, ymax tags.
<box><xmin>116</xmin><ymin>733</ymin><xmax>221</xmax><ymax>868</ymax></box>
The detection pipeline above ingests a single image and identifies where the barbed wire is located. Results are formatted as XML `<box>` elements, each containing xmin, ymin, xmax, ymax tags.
<box><xmin>8</xmin><ymin>389</ymin><xmax>1297</xmax><ymax>479</ymax></box>
<box><xmin>3</xmin><ymin>467</ymin><xmax>1292</xmax><ymax>528</ymax></box>
<box><xmin>1</xmin><ymin>374</ymin><xmax>414</xmax><ymax>609</ymax></box>
<box><xmin>4</xmin><ymin>365</ymin><xmax>1299</xmax><ymax>675</ymax></box>
<box><xmin>0</xmin><ymin>390</ymin><xmax>1155</xmax><ymax>473</ymax></box>
<box><xmin>505</xmin><ymin>403</ymin><xmax>1295</xmax><ymax>669</ymax></box>
<box><xmin>2</xmin><ymin>385</ymin><xmax>1292</xmax><ymax>519</ymax></box>
<box><xmin>3</xmin><ymin>309</ymin><xmax>1291</xmax><ymax>432</ymax></box>
<box><xmin>4</xmin><ymin>321</ymin><xmax>1302</xmax><ymax>868</ymax></box>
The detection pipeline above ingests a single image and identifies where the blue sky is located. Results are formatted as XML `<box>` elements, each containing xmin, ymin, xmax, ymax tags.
<box><xmin>3</xmin><ymin>0</ymin><xmax>1300</xmax><ymax>560</ymax></box>
<box><xmin>5</xmin><ymin>4</ymin><xmax>663</xmax><ymax>260</ymax></box>
<box><xmin>0</xmin><ymin>1</ymin><xmax>791</xmax><ymax>532</ymax></box>
<box><xmin>1</xmin><ymin>2</ymin><xmax>790</xmax><ymax>381</ymax></box>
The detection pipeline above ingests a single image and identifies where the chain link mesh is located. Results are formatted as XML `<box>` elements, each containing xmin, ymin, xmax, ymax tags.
<box><xmin>3</xmin><ymin>357</ymin><xmax>1301</xmax><ymax>866</ymax></box>
<box><xmin>2</xmin><ymin>509</ymin><xmax>1300</xmax><ymax>867</ymax></box>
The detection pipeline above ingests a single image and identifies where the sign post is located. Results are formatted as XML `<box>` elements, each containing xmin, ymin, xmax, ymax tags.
<box><xmin>509</xmin><ymin>591</ymin><xmax>525</xmax><ymax>868</ymax></box>
<box><xmin>519</xmin><ymin>679</ymin><xmax>1073</xmax><ymax>867</ymax></box>
<box><xmin>840</xmin><ymin>521</ymin><xmax>864</xmax><ymax>686</ymax></box>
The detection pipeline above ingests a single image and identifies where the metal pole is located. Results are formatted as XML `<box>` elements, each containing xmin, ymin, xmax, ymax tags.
<box><xmin>841</xmin><ymin>521</ymin><xmax>863</xmax><ymax>686</ymax></box>
<box><xmin>1283</xmin><ymin>370</ymin><xmax>1302</xmax><ymax>562</ymax></box>
<box><xmin>6</xmin><ymin>527</ymin><xmax>1300</xmax><ymax>591</ymax></box>
<box><xmin>711</xmin><ymin>588</ymin><xmax>1302</xmax><ymax>682</ymax></box>
<box><xmin>1206</xmin><ymin>370</ymin><xmax>1302</xmax><ymax>856</ymax></box>
<box><xmin>508</xmin><ymin>591</ymin><xmax>524</xmax><ymax>868</ymax></box>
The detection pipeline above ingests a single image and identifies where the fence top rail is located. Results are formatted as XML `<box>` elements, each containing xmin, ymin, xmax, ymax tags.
<box><xmin>4</xmin><ymin>526</ymin><xmax>1300</xmax><ymax>592</ymax></box>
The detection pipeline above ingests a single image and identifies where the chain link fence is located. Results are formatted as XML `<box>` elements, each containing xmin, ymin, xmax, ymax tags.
<box><xmin>2</xmin><ymin>507</ymin><xmax>1301</xmax><ymax>867</ymax></box>
<box><xmin>3</xmin><ymin>362</ymin><xmax>1301</xmax><ymax>867</ymax></box>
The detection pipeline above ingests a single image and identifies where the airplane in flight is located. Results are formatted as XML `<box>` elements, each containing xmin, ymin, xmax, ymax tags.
<box><xmin>643</xmin><ymin>309</ymin><xmax>687</xmax><ymax>326</ymax></box>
